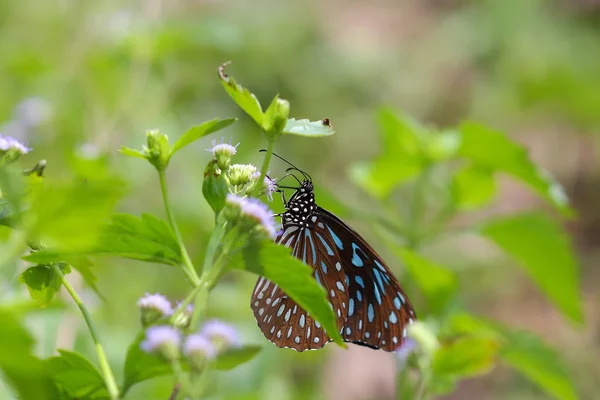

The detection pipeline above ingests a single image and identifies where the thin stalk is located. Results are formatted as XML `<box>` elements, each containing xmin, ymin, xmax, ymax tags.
<box><xmin>52</xmin><ymin>265</ymin><xmax>119</xmax><ymax>400</ymax></box>
<box><xmin>406</xmin><ymin>165</ymin><xmax>432</xmax><ymax>249</ymax></box>
<box><xmin>253</xmin><ymin>139</ymin><xmax>275</xmax><ymax>197</ymax></box>
<box><xmin>158</xmin><ymin>169</ymin><xmax>200</xmax><ymax>286</ymax></box>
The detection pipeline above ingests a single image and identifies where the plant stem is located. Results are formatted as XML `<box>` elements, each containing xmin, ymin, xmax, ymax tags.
<box><xmin>52</xmin><ymin>265</ymin><xmax>120</xmax><ymax>400</ymax></box>
<box><xmin>253</xmin><ymin>138</ymin><xmax>275</xmax><ymax>197</ymax></box>
<box><xmin>406</xmin><ymin>165</ymin><xmax>432</xmax><ymax>249</ymax></box>
<box><xmin>158</xmin><ymin>169</ymin><xmax>201</xmax><ymax>286</ymax></box>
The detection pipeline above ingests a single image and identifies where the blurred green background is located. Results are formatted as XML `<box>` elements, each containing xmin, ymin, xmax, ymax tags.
<box><xmin>1</xmin><ymin>0</ymin><xmax>599</xmax><ymax>399</ymax></box>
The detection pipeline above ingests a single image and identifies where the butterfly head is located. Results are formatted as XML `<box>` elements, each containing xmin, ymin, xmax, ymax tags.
<box><xmin>281</xmin><ymin>180</ymin><xmax>316</xmax><ymax>227</ymax></box>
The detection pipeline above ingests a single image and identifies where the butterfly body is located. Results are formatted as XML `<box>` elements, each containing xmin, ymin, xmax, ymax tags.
<box><xmin>251</xmin><ymin>180</ymin><xmax>416</xmax><ymax>352</ymax></box>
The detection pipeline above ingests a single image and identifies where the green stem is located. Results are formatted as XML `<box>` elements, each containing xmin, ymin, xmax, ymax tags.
<box><xmin>52</xmin><ymin>265</ymin><xmax>120</xmax><ymax>400</ymax></box>
<box><xmin>253</xmin><ymin>138</ymin><xmax>275</xmax><ymax>197</ymax></box>
<box><xmin>158</xmin><ymin>169</ymin><xmax>200</xmax><ymax>286</ymax></box>
<box><xmin>414</xmin><ymin>370</ymin><xmax>430</xmax><ymax>400</ymax></box>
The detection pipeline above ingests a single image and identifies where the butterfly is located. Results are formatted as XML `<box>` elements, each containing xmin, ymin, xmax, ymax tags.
<box><xmin>251</xmin><ymin>155</ymin><xmax>416</xmax><ymax>352</ymax></box>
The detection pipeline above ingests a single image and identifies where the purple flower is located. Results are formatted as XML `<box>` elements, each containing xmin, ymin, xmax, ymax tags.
<box><xmin>206</xmin><ymin>138</ymin><xmax>238</xmax><ymax>158</ymax></box>
<box><xmin>0</xmin><ymin>134</ymin><xmax>30</xmax><ymax>155</ymax></box>
<box><xmin>183</xmin><ymin>333</ymin><xmax>218</xmax><ymax>360</ymax></box>
<box><xmin>201</xmin><ymin>319</ymin><xmax>240</xmax><ymax>348</ymax></box>
<box><xmin>264</xmin><ymin>176</ymin><xmax>277</xmax><ymax>202</ymax></box>
<box><xmin>395</xmin><ymin>337</ymin><xmax>418</xmax><ymax>368</ymax></box>
<box><xmin>226</xmin><ymin>194</ymin><xmax>277</xmax><ymax>239</ymax></box>
<box><xmin>140</xmin><ymin>325</ymin><xmax>181</xmax><ymax>357</ymax></box>
<box><xmin>137</xmin><ymin>293</ymin><xmax>173</xmax><ymax>316</ymax></box>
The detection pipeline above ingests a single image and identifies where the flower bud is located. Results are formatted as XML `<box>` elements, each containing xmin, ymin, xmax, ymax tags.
<box><xmin>263</xmin><ymin>96</ymin><xmax>290</xmax><ymax>138</ymax></box>
<box><xmin>144</xmin><ymin>129</ymin><xmax>171</xmax><ymax>171</ymax></box>
<box><xmin>200</xmin><ymin>319</ymin><xmax>240</xmax><ymax>353</ymax></box>
<box><xmin>206</xmin><ymin>138</ymin><xmax>238</xmax><ymax>171</ymax></box>
<box><xmin>137</xmin><ymin>293</ymin><xmax>173</xmax><ymax>327</ymax></box>
<box><xmin>0</xmin><ymin>134</ymin><xmax>30</xmax><ymax>164</ymax></box>
<box><xmin>224</xmin><ymin>194</ymin><xmax>277</xmax><ymax>239</ymax></box>
<box><xmin>140</xmin><ymin>325</ymin><xmax>181</xmax><ymax>361</ymax></box>
<box><xmin>227</xmin><ymin>164</ymin><xmax>258</xmax><ymax>187</ymax></box>
<box><xmin>202</xmin><ymin>159</ymin><xmax>229</xmax><ymax>215</ymax></box>
<box><xmin>183</xmin><ymin>333</ymin><xmax>217</xmax><ymax>371</ymax></box>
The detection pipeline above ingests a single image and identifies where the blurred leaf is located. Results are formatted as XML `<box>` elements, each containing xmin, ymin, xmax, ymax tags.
<box><xmin>458</xmin><ymin>122</ymin><xmax>572</xmax><ymax>216</ymax></box>
<box><xmin>28</xmin><ymin>178</ymin><xmax>125</xmax><ymax>252</ymax></box>
<box><xmin>19</xmin><ymin>264</ymin><xmax>70</xmax><ymax>308</ymax></box>
<box><xmin>218</xmin><ymin>62</ymin><xmax>264</xmax><ymax>126</ymax></box>
<box><xmin>433</xmin><ymin>337</ymin><xmax>498</xmax><ymax>378</ymax></box>
<box><xmin>500</xmin><ymin>330</ymin><xmax>577</xmax><ymax>400</ymax></box>
<box><xmin>66</xmin><ymin>257</ymin><xmax>102</xmax><ymax>299</ymax></box>
<box><xmin>350</xmin><ymin>109</ymin><xmax>426</xmax><ymax>198</ymax></box>
<box><xmin>480</xmin><ymin>212</ymin><xmax>583</xmax><ymax>323</ymax></box>
<box><xmin>171</xmin><ymin>118</ymin><xmax>237</xmax><ymax>155</ymax></box>
<box><xmin>425</xmin><ymin>130</ymin><xmax>460</xmax><ymax>161</ymax></box>
<box><xmin>46</xmin><ymin>349</ymin><xmax>108</xmax><ymax>399</ymax></box>
<box><xmin>282</xmin><ymin>118</ymin><xmax>335</xmax><ymax>137</ymax></box>
<box><xmin>214</xmin><ymin>345</ymin><xmax>261</xmax><ymax>370</ymax></box>
<box><xmin>445</xmin><ymin>314</ymin><xmax>578</xmax><ymax>400</ymax></box>
<box><xmin>0</xmin><ymin>309</ymin><xmax>60</xmax><ymax>400</ymax></box>
<box><xmin>395</xmin><ymin>248</ymin><xmax>456</xmax><ymax>315</ymax></box>
<box><xmin>451</xmin><ymin>164</ymin><xmax>496</xmax><ymax>210</ymax></box>
<box><xmin>95</xmin><ymin>214</ymin><xmax>181</xmax><ymax>266</ymax></box>
<box><xmin>23</xmin><ymin>214</ymin><xmax>182</xmax><ymax>267</ymax></box>
<box><xmin>122</xmin><ymin>333</ymin><xmax>170</xmax><ymax>394</ymax></box>
<box><xmin>239</xmin><ymin>242</ymin><xmax>344</xmax><ymax>346</ymax></box>
<box><xmin>118</xmin><ymin>147</ymin><xmax>146</xmax><ymax>160</ymax></box>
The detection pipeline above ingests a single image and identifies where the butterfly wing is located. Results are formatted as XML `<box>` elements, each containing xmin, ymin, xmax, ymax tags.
<box><xmin>251</xmin><ymin>208</ymin><xmax>416</xmax><ymax>352</ymax></box>
<box><xmin>250</xmin><ymin>226</ymin><xmax>333</xmax><ymax>351</ymax></box>
<box><xmin>312</xmin><ymin>207</ymin><xmax>416</xmax><ymax>351</ymax></box>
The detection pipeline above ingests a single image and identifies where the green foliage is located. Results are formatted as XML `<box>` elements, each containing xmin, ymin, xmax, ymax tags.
<box><xmin>46</xmin><ymin>350</ymin><xmax>108</xmax><ymax>399</ymax></box>
<box><xmin>480</xmin><ymin>212</ymin><xmax>583</xmax><ymax>323</ymax></box>
<box><xmin>218</xmin><ymin>63</ymin><xmax>334</xmax><ymax>138</ymax></box>
<box><xmin>500</xmin><ymin>330</ymin><xmax>578</xmax><ymax>400</ymax></box>
<box><xmin>240</xmin><ymin>242</ymin><xmax>344</xmax><ymax>346</ymax></box>
<box><xmin>27</xmin><ymin>178</ymin><xmax>125</xmax><ymax>252</ymax></box>
<box><xmin>171</xmin><ymin>118</ymin><xmax>237</xmax><ymax>155</ymax></box>
<box><xmin>213</xmin><ymin>346</ymin><xmax>261</xmax><ymax>371</ymax></box>
<box><xmin>19</xmin><ymin>263</ymin><xmax>70</xmax><ymax>307</ymax></box>
<box><xmin>395</xmin><ymin>248</ymin><xmax>456</xmax><ymax>316</ymax></box>
<box><xmin>457</xmin><ymin>122</ymin><xmax>572</xmax><ymax>216</ymax></box>
<box><xmin>451</xmin><ymin>164</ymin><xmax>496</xmax><ymax>210</ymax></box>
<box><xmin>432</xmin><ymin>337</ymin><xmax>498</xmax><ymax>380</ymax></box>
<box><xmin>0</xmin><ymin>309</ymin><xmax>60</xmax><ymax>400</ymax></box>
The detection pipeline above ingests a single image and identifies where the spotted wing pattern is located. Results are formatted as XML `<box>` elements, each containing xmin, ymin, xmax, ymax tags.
<box><xmin>251</xmin><ymin>204</ymin><xmax>416</xmax><ymax>351</ymax></box>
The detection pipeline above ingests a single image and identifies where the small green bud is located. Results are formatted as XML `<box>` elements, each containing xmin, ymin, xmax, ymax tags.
<box><xmin>144</xmin><ymin>130</ymin><xmax>171</xmax><ymax>171</ymax></box>
<box><xmin>227</xmin><ymin>163</ymin><xmax>258</xmax><ymax>186</ymax></box>
<box><xmin>263</xmin><ymin>96</ymin><xmax>290</xmax><ymax>138</ymax></box>
<box><xmin>206</xmin><ymin>138</ymin><xmax>238</xmax><ymax>171</ymax></box>
<box><xmin>202</xmin><ymin>160</ymin><xmax>229</xmax><ymax>215</ymax></box>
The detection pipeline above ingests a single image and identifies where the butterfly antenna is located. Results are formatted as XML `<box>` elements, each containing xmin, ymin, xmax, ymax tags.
<box><xmin>258</xmin><ymin>150</ymin><xmax>312</xmax><ymax>182</ymax></box>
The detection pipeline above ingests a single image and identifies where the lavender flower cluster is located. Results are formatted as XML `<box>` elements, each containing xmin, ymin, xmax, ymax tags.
<box><xmin>137</xmin><ymin>293</ymin><xmax>240</xmax><ymax>367</ymax></box>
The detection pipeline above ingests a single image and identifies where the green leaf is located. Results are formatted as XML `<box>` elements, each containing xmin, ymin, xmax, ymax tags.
<box><xmin>500</xmin><ymin>330</ymin><xmax>577</xmax><ymax>400</ymax></box>
<box><xmin>23</xmin><ymin>214</ymin><xmax>183</xmax><ymax>267</ymax></box>
<box><xmin>19</xmin><ymin>264</ymin><xmax>71</xmax><ymax>308</ymax></box>
<box><xmin>118</xmin><ymin>147</ymin><xmax>146</xmax><ymax>160</ymax></box>
<box><xmin>433</xmin><ymin>336</ymin><xmax>498</xmax><ymax>378</ymax></box>
<box><xmin>480</xmin><ymin>212</ymin><xmax>583</xmax><ymax>323</ymax></box>
<box><xmin>28</xmin><ymin>178</ymin><xmax>125</xmax><ymax>252</ymax></box>
<box><xmin>350</xmin><ymin>109</ymin><xmax>427</xmax><ymax>198</ymax></box>
<box><xmin>214</xmin><ymin>345</ymin><xmax>261</xmax><ymax>370</ymax></box>
<box><xmin>171</xmin><ymin>118</ymin><xmax>237</xmax><ymax>155</ymax></box>
<box><xmin>46</xmin><ymin>349</ymin><xmax>108</xmax><ymax>398</ymax></box>
<box><xmin>395</xmin><ymin>248</ymin><xmax>456</xmax><ymax>315</ymax></box>
<box><xmin>451</xmin><ymin>164</ymin><xmax>496</xmax><ymax>210</ymax></box>
<box><xmin>122</xmin><ymin>333</ymin><xmax>170</xmax><ymax>393</ymax></box>
<box><xmin>218</xmin><ymin>62</ymin><xmax>264</xmax><ymax>126</ymax></box>
<box><xmin>239</xmin><ymin>242</ymin><xmax>344</xmax><ymax>346</ymax></box>
<box><xmin>458</xmin><ymin>122</ymin><xmax>572</xmax><ymax>216</ymax></box>
<box><xmin>95</xmin><ymin>213</ymin><xmax>182</xmax><ymax>266</ymax></box>
<box><xmin>0</xmin><ymin>309</ymin><xmax>60</xmax><ymax>400</ymax></box>
<box><xmin>281</xmin><ymin>118</ymin><xmax>335</xmax><ymax>137</ymax></box>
